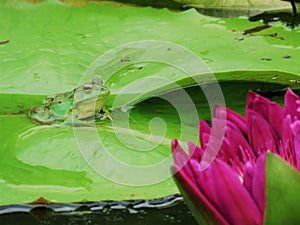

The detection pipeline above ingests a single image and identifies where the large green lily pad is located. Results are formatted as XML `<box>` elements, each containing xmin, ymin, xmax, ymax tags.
<box><xmin>0</xmin><ymin>1</ymin><xmax>299</xmax><ymax>205</ymax></box>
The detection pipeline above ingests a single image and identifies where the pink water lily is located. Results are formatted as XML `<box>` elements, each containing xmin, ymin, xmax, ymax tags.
<box><xmin>172</xmin><ymin>88</ymin><xmax>300</xmax><ymax>225</ymax></box>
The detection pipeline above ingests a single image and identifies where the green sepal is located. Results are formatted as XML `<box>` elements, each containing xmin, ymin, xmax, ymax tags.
<box><xmin>264</xmin><ymin>152</ymin><xmax>300</xmax><ymax>225</ymax></box>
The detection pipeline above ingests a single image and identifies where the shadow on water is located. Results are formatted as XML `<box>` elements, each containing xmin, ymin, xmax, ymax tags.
<box><xmin>249</xmin><ymin>12</ymin><xmax>300</xmax><ymax>28</ymax></box>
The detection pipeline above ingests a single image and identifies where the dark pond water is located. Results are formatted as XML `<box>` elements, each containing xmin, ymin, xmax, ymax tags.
<box><xmin>0</xmin><ymin>195</ymin><xmax>198</xmax><ymax>225</ymax></box>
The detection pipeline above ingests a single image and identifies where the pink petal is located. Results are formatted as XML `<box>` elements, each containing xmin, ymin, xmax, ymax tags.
<box><xmin>172</xmin><ymin>139</ymin><xmax>195</xmax><ymax>181</ymax></box>
<box><xmin>247</xmin><ymin>90</ymin><xmax>273</xmax><ymax>112</ymax></box>
<box><xmin>172</xmin><ymin>139</ymin><xmax>188</xmax><ymax>167</ymax></box>
<box><xmin>247</xmin><ymin>91</ymin><xmax>262</xmax><ymax>110</ymax></box>
<box><xmin>284</xmin><ymin>88</ymin><xmax>300</xmax><ymax>121</ymax></box>
<box><xmin>243</xmin><ymin>162</ymin><xmax>255</xmax><ymax>194</ymax></box>
<box><xmin>251</xmin><ymin>154</ymin><xmax>266</xmax><ymax>214</ymax></box>
<box><xmin>187</xmin><ymin>141</ymin><xmax>204</xmax><ymax>161</ymax></box>
<box><xmin>219</xmin><ymin>119</ymin><xmax>254</xmax><ymax>164</ymax></box>
<box><xmin>200</xmin><ymin>118</ymin><xmax>226</xmax><ymax>170</ymax></box>
<box><xmin>246</xmin><ymin>91</ymin><xmax>283</xmax><ymax>137</ymax></box>
<box><xmin>247</xmin><ymin>110</ymin><xmax>278</xmax><ymax>155</ymax></box>
<box><xmin>190</xmin><ymin>159</ymin><xmax>262</xmax><ymax>225</ymax></box>
<box><xmin>279</xmin><ymin>115</ymin><xmax>296</xmax><ymax>166</ymax></box>
<box><xmin>171</xmin><ymin>165</ymin><xmax>229</xmax><ymax>225</ymax></box>
<box><xmin>199</xmin><ymin>120</ymin><xmax>211</xmax><ymax>148</ymax></box>
<box><xmin>217</xmin><ymin>130</ymin><xmax>254</xmax><ymax>177</ymax></box>
<box><xmin>214</xmin><ymin>105</ymin><xmax>247</xmax><ymax>135</ymax></box>
<box><xmin>290</xmin><ymin>120</ymin><xmax>300</xmax><ymax>171</ymax></box>
<box><xmin>243</xmin><ymin>155</ymin><xmax>266</xmax><ymax>214</ymax></box>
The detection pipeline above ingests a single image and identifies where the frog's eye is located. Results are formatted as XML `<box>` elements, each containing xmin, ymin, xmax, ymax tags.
<box><xmin>83</xmin><ymin>83</ymin><xmax>93</xmax><ymax>93</ymax></box>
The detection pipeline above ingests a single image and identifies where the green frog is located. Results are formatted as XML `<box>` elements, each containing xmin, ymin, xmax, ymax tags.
<box><xmin>27</xmin><ymin>77</ymin><xmax>110</xmax><ymax>126</ymax></box>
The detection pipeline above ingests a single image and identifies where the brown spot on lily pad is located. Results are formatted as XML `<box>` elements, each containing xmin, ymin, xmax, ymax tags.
<box><xmin>243</xmin><ymin>24</ymin><xmax>271</xmax><ymax>35</ymax></box>
<box><xmin>261</xmin><ymin>58</ymin><xmax>272</xmax><ymax>61</ymax></box>
<box><xmin>120</xmin><ymin>56</ymin><xmax>130</xmax><ymax>62</ymax></box>
<box><xmin>283</xmin><ymin>55</ymin><xmax>292</xmax><ymax>59</ymax></box>
<box><xmin>6</xmin><ymin>110</ymin><xmax>24</xmax><ymax>115</ymax></box>
<box><xmin>12</xmin><ymin>110</ymin><xmax>24</xmax><ymax>115</ymax></box>
<box><xmin>0</xmin><ymin>40</ymin><xmax>9</xmax><ymax>45</ymax></box>
<box><xmin>234</xmin><ymin>37</ymin><xmax>244</xmax><ymax>42</ymax></box>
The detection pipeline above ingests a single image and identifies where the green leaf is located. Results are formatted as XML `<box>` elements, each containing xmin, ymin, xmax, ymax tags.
<box><xmin>0</xmin><ymin>81</ymin><xmax>285</xmax><ymax>205</ymax></box>
<box><xmin>1</xmin><ymin>1</ymin><xmax>299</xmax><ymax>98</ymax></box>
<box><xmin>264</xmin><ymin>153</ymin><xmax>300</xmax><ymax>225</ymax></box>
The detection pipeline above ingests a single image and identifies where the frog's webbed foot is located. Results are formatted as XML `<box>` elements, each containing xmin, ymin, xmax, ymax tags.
<box><xmin>18</xmin><ymin>124</ymin><xmax>61</xmax><ymax>140</ymax></box>
<box><xmin>96</xmin><ymin>108</ymin><xmax>112</xmax><ymax>121</ymax></box>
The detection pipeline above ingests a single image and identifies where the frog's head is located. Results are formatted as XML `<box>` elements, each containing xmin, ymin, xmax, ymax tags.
<box><xmin>74</xmin><ymin>77</ymin><xmax>110</xmax><ymax>120</ymax></box>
